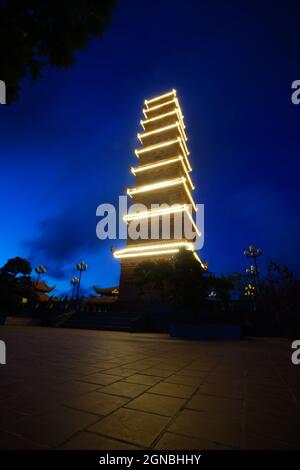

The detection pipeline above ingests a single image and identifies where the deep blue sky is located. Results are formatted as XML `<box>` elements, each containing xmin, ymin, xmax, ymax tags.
<box><xmin>0</xmin><ymin>0</ymin><xmax>299</xmax><ymax>295</ymax></box>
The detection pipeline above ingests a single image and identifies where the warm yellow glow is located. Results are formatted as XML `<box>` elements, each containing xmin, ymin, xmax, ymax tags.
<box><xmin>123</xmin><ymin>204</ymin><xmax>201</xmax><ymax>237</ymax></box>
<box><xmin>135</xmin><ymin>137</ymin><xmax>191</xmax><ymax>171</ymax></box>
<box><xmin>116</xmin><ymin>240</ymin><xmax>194</xmax><ymax>253</ymax></box>
<box><xmin>127</xmin><ymin>177</ymin><xmax>185</xmax><ymax>196</ymax></box>
<box><xmin>124</xmin><ymin>204</ymin><xmax>184</xmax><ymax>221</ymax></box>
<box><xmin>145</xmin><ymin>90</ymin><xmax>176</xmax><ymax>107</ymax></box>
<box><xmin>138</xmin><ymin>122</ymin><xmax>187</xmax><ymax>143</ymax></box>
<box><xmin>115</xmin><ymin>248</ymin><xmax>179</xmax><ymax>259</ymax></box>
<box><xmin>138</xmin><ymin>121</ymin><xmax>187</xmax><ymax>144</ymax></box>
<box><xmin>184</xmin><ymin>206</ymin><xmax>201</xmax><ymax>237</ymax></box>
<box><xmin>114</xmin><ymin>241</ymin><xmax>194</xmax><ymax>259</ymax></box>
<box><xmin>193</xmin><ymin>251</ymin><xmax>206</xmax><ymax>269</ymax></box>
<box><xmin>131</xmin><ymin>156</ymin><xmax>181</xmax><ymax>174</ymax></box>
<box><xmin>143</xmin><ymin>98</ymin><xmax>185</xmax><ymax>131</ymax></box>
<box><xmin>182</xmin><ymin>179</ymin><xmax>197</xmax><ymax>211</ymax></box>
<box><xmin>127</xmin><ymin>177</ymin><xmax>197</xmax><ymax>211</ymax></box>
<box><xmin>135</xmin><ymin>139</ymin><xmax>179</xmax><ymax>158</ymax></box>
<box><xmin>140</xmin><ymin>109</ymin><xmax>186</xmax><ymax>131</ymax></box>
<box><xmin>143</xmin><ymin>99</ymin><xmax>175</xmax><ymax>118</ymax></box>
<box><xmin>178</xmin><ymin>156</ymin><xmax>194</xmax><ymax>189</ymax></box>
<box><xmin>131</xmin><ymin>155</ymin><xmax>194</xmax><ymax>190</ymax></box>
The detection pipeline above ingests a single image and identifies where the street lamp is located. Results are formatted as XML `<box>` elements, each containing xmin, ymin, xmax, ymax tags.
<box><xmin>70</xmin><ymin>277</ymin><xmax>79</xmax><ymax>299</ymax></box>
<box><xmin>244</xmin><ymin>283</ymin><xmax>255</xmax><ymax>297</ymax></box>
<box><xmin>244</xmin><ymin>245</ymin><xmax>262</xmax><ymax>292</ymax></box>
<box><xmin>76</xmin><ymin>260</ymin><xmax>88</xmax><ymax>299</ymax></box>
<box><xmin>34</xmin><ymin>265</ymin><xmax>46</xmax><ymax>289</ymax></box>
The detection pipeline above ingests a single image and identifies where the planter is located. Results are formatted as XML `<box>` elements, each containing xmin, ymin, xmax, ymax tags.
<box><xmin>169</xmin><ymin>323</ymin><xmax>241</xmax><ymax>340</ymax></box>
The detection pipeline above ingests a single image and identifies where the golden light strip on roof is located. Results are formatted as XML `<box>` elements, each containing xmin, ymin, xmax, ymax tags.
<box><xmin>131</xmin><ymin>156</ymin><xmax>180</xmax><ymax>174</ymax></box>
<box><xmin>143</xmin><ymin>97</ymin><xmax>185</xmax><ymax>123</ymax></box>
<box><xmin>134</xmin><ymin>137</ymin><xmax>191</xmax><ymax>171</ymax></box>
<box><xmin>135</xmin><ymin>138</ymin><xmax>179</xmax><ymax>158</ymax></box>
<box><xmin>145</xmin><ymin>89</ymin><xmax>176</xmax><ymax>107</ymax></box>
<box><xmin>193</xmin><ymin>251</ymin><xmax>206</xmax><ymax>269</ymax></box>
<box><xmin>131</xmin><ymin>155</ymin><xmax>194</xmax><ymax>190</ymax></box>
<box><xmin>127</xmin><ymin>177</ymin><xmax>197</xmax><ymax>211</ymax></box>
<box><xmin>115</xmin><ymin>240</ymin><xmax>194</xmax><ymax>253</ymax></box>
<box><xmin>124</xmin><ymin>204</ymin><xmax>184</xmax><ymax>221</ymax></box>
<box><xmin>127</xmin><ymin>177</ymin><xmax>183</xmax><ymax>196</ymax></box>
<box><xmin>138</xmin><ymin>121</ymin><xmax>187</xmax><ymax>143</ymax></box>
<box><xmin>143</xmin><ymin>99</ymin><xmax>175</xmax><ymax>118</ymax></box>
<box><xmin>115</xmin><ymin>248</ymin><xmax>179</xmax><ymax>259</ymax></box>
<box><xmin>140</xmin><ymin>109</ymin><xmax>186</xmax><ymax>131</ymax></box>
<box><xmin>123</xmin><ymin>204</ymin><xmax>201</xmax><ymax>237</ymax></box>
<box><xmin>114</xmin><ymin>241</ymin><xmax>194</xmax><ymax>259</ymax></box>
<box><xmin>182</xmin><ymin>179</ymin><xmax>197</xmax><ymax>211</ymax></box>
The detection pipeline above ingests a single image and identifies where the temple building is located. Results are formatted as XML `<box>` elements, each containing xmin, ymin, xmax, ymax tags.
<box><xmin>83</xmin><ymin>286</ymin><xmax>119</xmax><ymax>313</ymax></box>
<box><xmin>114</xmin><ymin>90</ymin><xmax>204</xmax><ymax>300</ymax></box>
<box><xmin>32</xmin><ymin>280</ymin><xmax>55</xmax><ymax>302</ymax></box>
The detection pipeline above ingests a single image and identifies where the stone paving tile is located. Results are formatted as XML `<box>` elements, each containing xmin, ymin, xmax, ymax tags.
<box><xmin>142</xmin><ymin>368</ymin><xmax>174</xmax><ymax>378</ymax></box>
<box><xmin>164</xmin><ymin>374</ymin><xmax>205</xmax><ymax>387</ymax></box>
<box><xmin>244</xmin><ymin>409</ymin><xmax>300</xmax><ymax>445</ymax></box>
<box><xmin>2</xmin><ymin>392</ymin><xmax>60</xmax><ymax>416</ymax></box>
<box><xmin>99</xmin><ymin>381</ymin><xmax>150</xmax><ymax>398</ymax></box>
<box><xmin>59</xmin><ymin>431</ymin><xmax>141</xmax><ymax>450</ymax></box>
<box><xmin>244</xmin><ymin>392</ymin><xmax>298</xmax><ymax>416</ymax></box>
<box><xmin>173</xmin><ymin>369</ymin><xmax>208</xmax><ymax>378</ymax></box>
<box><xmin>78</xmin><ymin>373</ymin><xmax>123</xmax><ymax>386</ymax></box>
<box><xmin>154</xmin><ymin>431</ymin><xmax>232</xmax><ymax>450</ymax></box>
<box><xmin>169</xmin><ymin>409</ymin><xmax>240</xmax><ymax>448</ymax></box>
<box><xmin>124</xmin><ymin>374</ymin><xmax>162</xmax><ymax>386</ymax></box>
<box><xmin>11</xmin><ymin>405</ymin><xmax>100</xmax><ymax>448</ymax></box>
<box><xmin>89</xmin><ymin>408</ymin><xmax>169</xmax><ymax>447</ymax></box>
<box><xmin>242</xmin><ymin>433</ymin><xmax>300</xmax><ymax>450</ymax></box>
<box><xmin>149</xmin><ymin>382</ymin><xmax>196</xmax><ymax>399</ymax></box>
<box><xmin>186</xmin><ymin>393</ymin><xmax>242</xmax><ymax>419</ymax></box>
<box><xmin>0</xmin><ymin>430</ymin><xmax>48</xmax><ymax>450</ymax></box>
<box><xmin>1</xmin><ymin>328</ymin><xmax>299</xmax><ymax>450</ymax></box>
<box><xmin>125</xmin><ymin>392</ymin><xmax>185</xmax><ymax>417</ymax></box>
<box><xmin>102</xmin><ymin>367</ymin><xmax>139</xmax><ymax>377</ymax></box>
<box><xmin>64</xmin><ymin>391</ymin><xmax>129</xmax><ymax>416</ymax></box>
<box><xmin>198</xmin><ymin>382</ymin><xmax>243</xmax><ymax>400</ymax></box>
<box><xmin>47</xmin><ymin>380</ymin><xmax>101</xmax><ymax>398</ymax></box>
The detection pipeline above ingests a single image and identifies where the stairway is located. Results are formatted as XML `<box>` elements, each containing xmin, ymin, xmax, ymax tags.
<box><xmin>61</xmin><ymin>310</ymin><xmax>138</xmax><ymax>331</ymax></box>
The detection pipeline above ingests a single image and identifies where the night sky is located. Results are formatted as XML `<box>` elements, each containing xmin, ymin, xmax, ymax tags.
<box><xmin>0</xmin><ymin>0</ymin><xmax>299</xmax><ymax>295</ymax></box>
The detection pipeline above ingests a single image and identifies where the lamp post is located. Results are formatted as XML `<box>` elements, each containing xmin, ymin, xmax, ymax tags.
<box><xmin>244</xmin><ymin>245</ymin><xmax>262</xmax><ymax>293</ymax></box>
<box><xmin>70</xmin><ymin>277</ymin><xmax>79</xmax><ymax>299</ymax></box>
<box><xmin>34</xmin><ymin>265</ymin><xmax>46</xmax><ymax>290</ymax></box>
<box><xmin>76</xmin><ymin>260</ymin><xmax>88</xmax><ymax>300</ymax></box>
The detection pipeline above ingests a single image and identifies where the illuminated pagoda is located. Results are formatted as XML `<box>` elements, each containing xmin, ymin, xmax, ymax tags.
<box><xmin>114</xmin><ymin>89</ymin><xmax>204</xmax><ymax>300</ymax></box>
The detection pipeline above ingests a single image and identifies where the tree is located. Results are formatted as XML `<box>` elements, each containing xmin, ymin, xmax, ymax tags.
<box><xmin>0</xmin><ymin>0</ymin><xmax>117</xmax><ymax>103</ymax></box>
<box><xmin>258</xmin><ymin>261</ymin><xmax>300</xmax><ymax>336</ymax></box>
<box><xmin>208</xmin><ymin>274</ymin><xmax>233</xmax><ymax>306</ymax></box>
<box><xmin>0</xmin><ymin>256</ymin><xmax>36</xmax><ymax>315</ymax></box>
<box><xmin>134</xmin><ymin>249</ymin><xmax>210</xmax><ymax>317</ymax></box>
<box><xmin>2</xmin><ymin>256</ymin><xmax>32</xmax><ymax>277</ymax></box>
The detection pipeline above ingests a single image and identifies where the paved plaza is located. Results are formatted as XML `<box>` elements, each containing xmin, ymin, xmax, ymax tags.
<box><xmin>0</xmin><ymin>326</ymin><xmax>299</xmax><ymax>450</ymax></box>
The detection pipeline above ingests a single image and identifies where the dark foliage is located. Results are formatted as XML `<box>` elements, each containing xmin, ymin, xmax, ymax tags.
<box><xmin>0</xmin><ymin>0</ymin><xmax>117</xmax><ymax>102</ymax></box>
<box><xmin>258</xmin><ymin>261</ymin><xmax>300</xmax><ymax>336</ymax></box>
<box><xmin>134</xmin><ymin>249</ymin><xmax>233</xmax><ymax>323</ymax></box>
<box><xmin>0</xmin><ymin>256</ymin><xmax>37</xmax><ymax>314</ymax></box>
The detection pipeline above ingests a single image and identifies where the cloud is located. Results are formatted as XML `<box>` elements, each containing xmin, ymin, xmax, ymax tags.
<box><xmin>24</xmin><ymin>195</ymin><xmax>106</xmax><ymax>280</ymax></box>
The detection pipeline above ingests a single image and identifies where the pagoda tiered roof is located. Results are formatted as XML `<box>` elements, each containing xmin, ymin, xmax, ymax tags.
<box><xmin>113</xmin><ymin>90</ymin><xmax>203</xmax><ymax>265</ymax></box>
